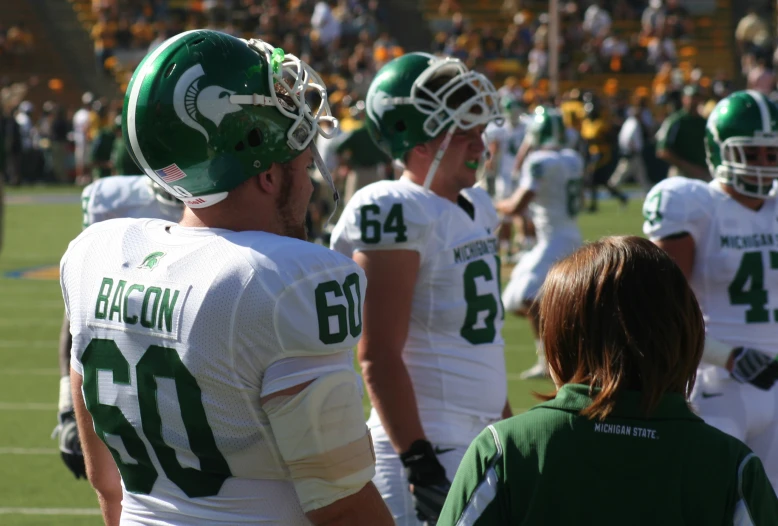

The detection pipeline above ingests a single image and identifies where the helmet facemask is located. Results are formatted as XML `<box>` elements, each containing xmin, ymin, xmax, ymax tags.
<box><xmin>411</xmin><ymin>59</ymin><xmax>502</xmax><ymax>189</ymax></box>
<box><xmin>371</xmin><ymin>56</ymin><xmax>502</xmax><ymax>189</ymax></box>
<box><xmin>712</xmin><ymin>136</ymin><xmax>778</xmax><ymax>198</ymax></box>
<box><xmin>229</xmin><ymin>39</ymin><xmax>341</xmax><ymax>217</ymax></box>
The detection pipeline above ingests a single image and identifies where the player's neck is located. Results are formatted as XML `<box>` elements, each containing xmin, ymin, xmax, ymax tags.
<box><xmin>401</xmin><ymin>171</ymin><xmax>460</xmax><ymax>203</ymax></box>
<box><xmin>720</xmin><ymin>184</ymin><xmax>765</xmax><ymax>212</ymax></box>
<box><xmin>178</xmin><ymin>203</ymin><xmax>282</xmax><ymax>234</ymax></box>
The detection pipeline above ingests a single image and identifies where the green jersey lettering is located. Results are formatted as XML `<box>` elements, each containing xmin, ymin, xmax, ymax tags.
<box><xmin>95</xmin><ymin>278</ymin><xmax>114</xmax><ymax>320</ymax></box>
<box><xmin>141</xmin><ymin>287</ymin><xmax>163</xmax><ymax>329</ymax></box>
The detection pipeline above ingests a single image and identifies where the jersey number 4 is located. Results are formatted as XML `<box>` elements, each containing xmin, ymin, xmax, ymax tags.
<box><xmin>81</xmin><ymin>339</ymin><xmax>231</xmax><ymax>497</ymax></box>
<box><xmin>728</xmin><ymin>251</ymin><xmax>778</xmax><ymax>323</ymax></box>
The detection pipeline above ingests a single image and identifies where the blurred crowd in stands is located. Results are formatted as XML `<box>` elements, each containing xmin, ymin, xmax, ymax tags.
<box><xmin>1</xmin><ymin>0</ymin><xmax>777</xmax><ymax>238</ymax></box>
<box><xmin>0</xmin><ymin>22</ymin><xmax>35</xmax><ymax>65</ymax></box>
<box><xmin>430</xmin><ymin>0</ymin><xmax>694</xmax><ymax>82</ymax></box>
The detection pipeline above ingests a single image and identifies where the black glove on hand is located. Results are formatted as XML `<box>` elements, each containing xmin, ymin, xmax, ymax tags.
<box><xmin>731</xmin><ymin>347</ymin><xmax>778</xmax><ymax>391</ymax></box>
<box><xmin>52</xmin><ymin>411</ymin><xmax>86</xmax><ymax>479</ymax></box>
<box><xmin>400</xmin><ymin>439</ymin><xmax>451</xmax><ymax>525</ymax></box>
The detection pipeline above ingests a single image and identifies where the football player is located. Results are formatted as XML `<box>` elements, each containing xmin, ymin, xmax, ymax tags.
<box><xmin>498</xmin><ymin>106</ymin><xmax>585</xmax><ymax>380</ymax></box>
<box><xmin>484</xmin><ymin>96</ymin><xmax>532</xmax><ymax>258</ymax></box>
<box><xmin>644</xmin><ymin>90</ymin><xmax>778</xmax><ymax>490</ymax></box>
<box><xmin>330</xmin><ymin>52</ymin><xmax>510</xmax><ymax>525</ymax></box>
<box><xmin>60</xmin><ymin>30</ymin><xmax>392</xmax><ymax>524</ymax></box>
<box><xmin>54</xmin><ymin>175</ymin><xmax>183</xmax><ymax>480</ymax></box>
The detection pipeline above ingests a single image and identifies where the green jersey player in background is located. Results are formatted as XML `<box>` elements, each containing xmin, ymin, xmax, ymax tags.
<box><xmin>54</xmin><ymin>175</ymin><xmax>183</xmax><ymax>480</ymax></box>
<box><xmin>331</xmin><ymin>52</ymin><xmax>510</xmax><ymax>525</ymax></box>
<box><xmin>60</xmin><ymin>30</ymin><xmax>392</xmax><ymax>525</ymax></box>
<box><xmin>644</xmin><ymin>90</ymin><xmax>778</xmax><ymax>491</ymax></box>
<box><xmin>497</xmin><ymin>106</ymin><xmax>584</xmax><ymax>380</ymax></box>
<box><xmin>440</xmin><ymin>236</ymin><xmax>778</xmax><ymax>525</ymax></box>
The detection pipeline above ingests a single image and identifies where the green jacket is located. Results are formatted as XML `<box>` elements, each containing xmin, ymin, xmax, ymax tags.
<box><xmin>440</xmin><ymin>384</ymin><xmax>778</xmax><ymax>525</ymax></box>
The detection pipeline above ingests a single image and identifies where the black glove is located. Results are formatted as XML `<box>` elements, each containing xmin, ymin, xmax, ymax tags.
<box><xmin>730</xmin><ymin>347</ymin><xmax>778</xmax><ymax>391</ymax></box>
<box><xmin>400</xmin><ymin>440</ymin><xmax>451</xmax><ymax>525</ymax></box>
<box><xmin>52</xmin><ymin>411</ymin><xmax>86</xmax><ymax>479</ymax></box>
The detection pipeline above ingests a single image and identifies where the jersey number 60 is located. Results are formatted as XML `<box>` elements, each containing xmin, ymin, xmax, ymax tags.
<box><xmin>81</xmin><ymin>339</ymin><xmax>231</xmax><ymax>498</ymax></box>
<box><xmin>315</xmin><ymin>272</ymin><xmax>363</xmax><ymax>344</ymax></box>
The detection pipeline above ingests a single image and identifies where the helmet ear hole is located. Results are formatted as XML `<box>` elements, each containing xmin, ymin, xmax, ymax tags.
<box><xmin>395</xmin><ymin>120</ymin><xmax>406</xmax><ymax>132</ymax></box>
<box><xmin>247</xmin><ymin>128</ymin><xmax>263</xmax><ymax>147</ymax></box>
<box><xmin>235</xmin><ymin>141</ymin><xmax>246</xmax><ymax>152</ymax></box>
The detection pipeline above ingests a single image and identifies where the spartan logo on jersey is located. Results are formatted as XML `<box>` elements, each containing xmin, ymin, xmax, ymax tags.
<box><xmin>138</xmin><ymin>251</ymin><xmax>166</xmax><ymax>270</ymax></box>
<box><xmin>173</xmin><ymin>64</ymin><xmax>242</xmax><ymax>143</ymax></box>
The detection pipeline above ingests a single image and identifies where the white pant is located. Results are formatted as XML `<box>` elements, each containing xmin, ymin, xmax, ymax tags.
<box><xmin>690</xmin><ymin>365</ymin><xmax>778</xmax><ymax>490</ymax></box>
<box><xmin>502</xmin><ymin>231</ymin><xmax>581</xmax><ymax>310</ymax></box>
<box><xmin>368</xmin><ymin>411</ymin><xmax>486</xmax><ymax>526</ymax></box>
<box><xmin>608</xmin><ymin>154</ymin><xmax>650</xmax><ymax>191</ymax></box>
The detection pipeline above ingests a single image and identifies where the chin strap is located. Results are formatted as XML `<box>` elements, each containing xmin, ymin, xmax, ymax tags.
<box><xmin>423</xmin><ymin>123</ymin><xmax>458</xmax><ymax>190</ymax></box>
<box><xmin>311</xmin><ymin>141</ymin><xmax>340</xmax><ymax>226</ymax></box>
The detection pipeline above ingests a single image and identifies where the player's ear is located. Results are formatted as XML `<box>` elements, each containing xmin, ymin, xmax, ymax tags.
<box><xmin>411</xmin><ymin>142</ymin><xmax>431</xmax><ymax>160</ymax></box>
<box><xmin>256</xmin><ymin>165</ymin><xmax>279</xmax><ymax>195</ymax></box>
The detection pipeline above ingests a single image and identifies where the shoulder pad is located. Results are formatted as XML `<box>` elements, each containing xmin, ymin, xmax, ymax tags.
<box><xmin>642</xmin><ymin>178</ymin><xmax>713</xmax><ymax>241</ymax></box>
<box><xmin>331</xmin><ymin>181</ymin><xmax>433</xmax><ymax>256</ymax></box>
<box><xmin>83</xmin><ymin>176</ymin><xmax>147</xmax><ymax>225</ymax></box>
<box><xmin>230</xmin><ymin>235</ymin><xmax>367</xmax><ymax>356</ymax></box>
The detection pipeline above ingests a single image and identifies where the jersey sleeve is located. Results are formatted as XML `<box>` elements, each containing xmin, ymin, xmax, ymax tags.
<box><xmin>518</xmin><ymin>153</ymin><xmax>544</xmax><ymax>192</ymax></box>
<box><xmin>734</xmin><ymin>453</ymin><xmax>778</xmax><ymax>525</ymax></box>
<box><xmin>273</xmin><ymin>257</ymin><xmax>367</xmax><ymax>358</ymax></box>
<box><xmin>81</xmin><ymin>179</ymin><xmax>122</xmax><ymax>227</ymax></box>
<box><xmin>642</xmin><ymin>178</ymin><xmax>712</xmax><ymax>242</ymax></box>
<box><xmin>330</xmin><ymin>186</ymin><xmax>432</xmax><ymax>256</ymax></box>
<box><xmin>80</xmin><ymin>182</ymin><xmax>99</xmax><ymax>228</ymax></box>
<box><xmin>438</xmin><ymin>426</ymin><xmax>509</xmax><ymax>526</ymax></box>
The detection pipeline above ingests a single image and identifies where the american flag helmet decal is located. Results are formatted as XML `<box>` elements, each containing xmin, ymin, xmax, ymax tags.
<box><xmin>154</xmin><ymin>163</ymin><xmax>188</xmax><ymax>184</ymax></box>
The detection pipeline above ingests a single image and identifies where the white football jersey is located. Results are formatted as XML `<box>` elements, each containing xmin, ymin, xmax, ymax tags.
<box><xmin>330</xmin><ymin>179</ymin><xmax>507</xmax><ymax>436</ymax></box>
<box><xmin>485</xmin><ymin>120</ymin><xmax>526</xmax><ymax>199</ymax></box>
<box><xmin>81</xmin><ymin>176</ymin><xmax>182</xmax><ymax>228</ymax></box>
<box><xmin>61</xmin><ymin>218</ymin><xmax>366</xmax><ymax>525</ymax></box>
<box><xmin>519</xmin><ymin>148</ymin><xmax>584</xmax><ymax>240</ymax></box>
<box><xmin>643</xmin><ymin>178</ymin><xmax>778</xmax><ymax>357</ymax></box>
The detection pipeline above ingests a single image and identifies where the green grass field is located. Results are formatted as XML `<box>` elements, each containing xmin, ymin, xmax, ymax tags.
<box><xmin>0</xmin><ymin>185</ymin><xmax>644</xmax><ymax>524</ymax></box>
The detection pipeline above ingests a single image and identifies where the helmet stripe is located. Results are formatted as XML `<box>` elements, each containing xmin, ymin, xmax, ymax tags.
<box><xmin>126</xmin><ymin>30</ymin><xmax>200</xmax><ymax>185</ymax></box>
<box><xmin>746</xmin><ymin>90</ymin><xmax>771</xmax><ymax>132</ymax></box>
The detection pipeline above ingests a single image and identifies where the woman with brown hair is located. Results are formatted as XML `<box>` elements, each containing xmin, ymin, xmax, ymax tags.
<box><xmin>439</xmin><ymin>236</ymin><xmax>778</xmax><ymax>525</ymax></box>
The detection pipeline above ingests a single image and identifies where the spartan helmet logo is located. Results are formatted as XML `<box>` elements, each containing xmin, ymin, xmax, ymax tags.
<box><xmin>366</xmin><ymin>90</ymin><xmax>395</xmax><ymax>125</ymax></box>
<box><xmin>173</xmin><ymin>64</ymin><xmax>243</xmax><ymax>142</ymax></box>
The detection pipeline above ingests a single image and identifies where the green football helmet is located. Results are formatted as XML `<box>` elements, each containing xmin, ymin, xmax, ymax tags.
<box><xmin>123</xmin><ymin>30</ymin><xmax>337</xmax><ymax>208</ymax></box>
<box><xmin>706</xmin><ymin>90</ymin><xmax>778</xmax><ymax>198</ymax></box>
<box><xmin>501</xmin><ymin>96</ymin><xmax>524</xmax><ymax>126</ymax></box>
<box><xmin>365</xmin><ymin>52</ymin><xmax>502</xmax><ymax>188</ymax></box>
<box><xmin>526</xmin><ymin>105</ymin><xmax>565</xmax><ymax>149</ymax></box>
